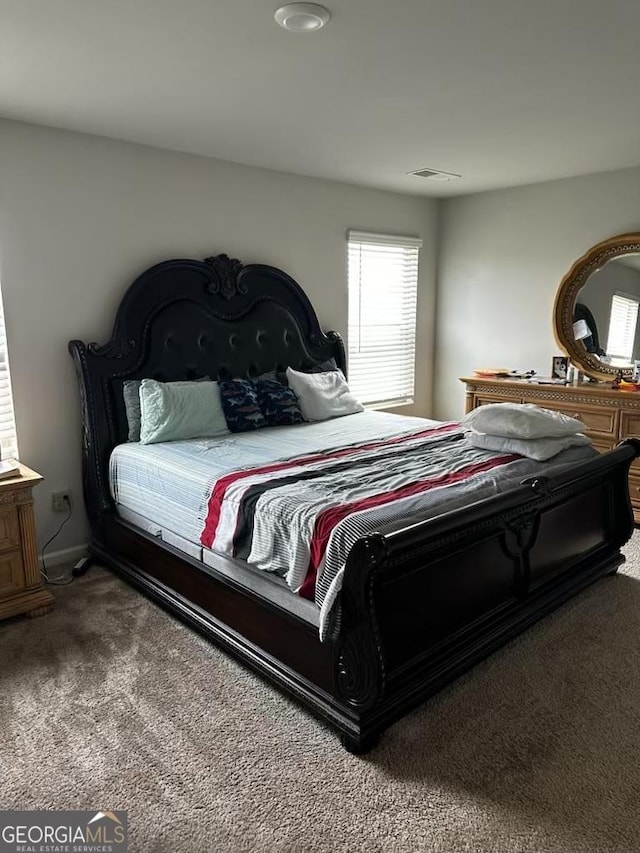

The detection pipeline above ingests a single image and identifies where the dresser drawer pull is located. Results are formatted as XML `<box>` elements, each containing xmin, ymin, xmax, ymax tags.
<box><xmin>571</xmin><ymin>413</ymin><xmax>583</xmax><ymax>420</ymax></box>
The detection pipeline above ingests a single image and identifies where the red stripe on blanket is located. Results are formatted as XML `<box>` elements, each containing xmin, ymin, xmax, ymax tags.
<box><xmin>200</xmin><ymin>422</ymin><xmax>460</xmax><ymax>547</ymax></box>
<box><xmin>297</xmin><ymin>453</ymin><xmax>519</xmax><ymax>601</ymax></box>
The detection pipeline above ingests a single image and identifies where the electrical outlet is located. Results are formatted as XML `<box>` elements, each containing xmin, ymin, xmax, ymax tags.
<box><xmin>51</xmin><ymin>490</ymin><xmax>71</xmax><ymax>512</ymax></box>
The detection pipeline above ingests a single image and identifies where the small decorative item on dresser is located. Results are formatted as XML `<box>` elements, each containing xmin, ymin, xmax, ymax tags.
<box><xmin>618</xmin><ymin>380</ymin><xmax>640</xmax><ymax>392</ymax></box>
<box><xmin>473</xmin><ymin>367</ymin><xmax>510</xmax><ymax>378</ymax></box>
<box><xmin>0</xmin><ymin>463</ymin><xmax>54</xmax><ymax>621</ymax></box>
<box><xmin>551</xmin><ymin>356</ymin><xmax>569</xmax><ymax>381</ymax></box>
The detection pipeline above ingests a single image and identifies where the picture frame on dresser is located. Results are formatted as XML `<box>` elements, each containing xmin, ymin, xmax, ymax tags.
<box><xmin>551</xmin><ymin>356</ymin><xmax>569</xmax><ymax>381</ymax></box>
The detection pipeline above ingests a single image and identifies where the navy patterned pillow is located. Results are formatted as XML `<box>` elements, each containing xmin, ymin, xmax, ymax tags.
<box><xmin>219</xmin><ymin>379</ymin><xmax>266</xmax><ymax>432</ymax></box>
<box><xmin>256</xmin><ymin>378</ymin><xmax>305</xmax><ymax>427</ymax></box>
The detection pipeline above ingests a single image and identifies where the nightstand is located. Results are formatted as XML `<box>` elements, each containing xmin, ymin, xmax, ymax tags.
<box><xmin>0</xmin><ymin>463</ymin><xmax>54</xmax><ymax>620</ymax></box>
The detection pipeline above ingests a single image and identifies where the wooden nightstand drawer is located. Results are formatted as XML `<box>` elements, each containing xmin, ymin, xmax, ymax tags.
<box><xmin>527</xmin><ymin>399</ymin><xmax>618</xmax><ymax>437</ymax></box>
<box><xmin>0</xmin><ymin>550</ymin><xmax>25</xmax><ymax>596</ymax></box>
<box><xmin>0</xmin><ymin>465</ymin><xmax>54</xmax><ymax>620</ymax></box>
<box><xmin>0</xmin><ymin>507</ymin><xmax>20</xmax><ymax>552</ymax></box>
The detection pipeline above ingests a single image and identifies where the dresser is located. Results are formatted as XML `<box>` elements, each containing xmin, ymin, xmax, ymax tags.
<box><xmin>461</xmin><ymin>377</ymin><xmax>640</xmax><ymax>523</ymax></box>
<box><xmin>0</xmin><ymin>464</ymin><xmax>54</xmax><ymax>620</ymax></box>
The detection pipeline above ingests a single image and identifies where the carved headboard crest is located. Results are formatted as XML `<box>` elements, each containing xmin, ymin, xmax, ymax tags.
<box><xmin>204</xmin><ymin>253</ymin><xmax>246</xmax><ymax>300</ymax></box>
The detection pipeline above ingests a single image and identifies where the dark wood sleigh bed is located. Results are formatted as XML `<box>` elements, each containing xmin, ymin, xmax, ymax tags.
<box><xmin>69</xmin><ymin>253</ymin><xmax>640</xmax><ymax>753</ymax></box>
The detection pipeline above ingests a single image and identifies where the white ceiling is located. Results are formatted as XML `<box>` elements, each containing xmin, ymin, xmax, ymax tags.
<box><xmin>2</xmin><ymin>0</ymin><xmax>640</xmax><ymax>197</ymax></box>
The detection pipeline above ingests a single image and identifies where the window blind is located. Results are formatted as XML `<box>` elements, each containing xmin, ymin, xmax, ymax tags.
<box><xmin>0</xmin><ymin>289</ymin><xmax>19</xmax><ymax>460</ymax></box>
<box><xmin>347</xmin><ymin>231</ymin><xmax>422</xmax><ymax>408</ymax></box>
<box><xmin>606</xmin><ymin>292</ymin><xmax>639</xmax><ymax>363</ymax></box>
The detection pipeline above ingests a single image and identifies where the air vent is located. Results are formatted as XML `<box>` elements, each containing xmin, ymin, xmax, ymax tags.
<box><xmin>407</xmin><ymin>168</ymin><xmax>461</xmax><ymax>182</ymax></box>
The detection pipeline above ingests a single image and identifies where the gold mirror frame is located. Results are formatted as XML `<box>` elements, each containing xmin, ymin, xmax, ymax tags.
<box><xmin>554</xmin><ymin>232</ymin><xmax>640</xmax><ymax>380</ymax></box>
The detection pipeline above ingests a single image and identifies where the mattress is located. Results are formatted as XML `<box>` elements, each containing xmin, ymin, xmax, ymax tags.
<box><xmin>110</xmin><ymin>411</ymin><xmax>596</xmax><ymax>639</ymax></box>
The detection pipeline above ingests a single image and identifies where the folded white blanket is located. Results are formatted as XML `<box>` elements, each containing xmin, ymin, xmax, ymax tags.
<box><xmin>462</xmin><ymin>402</ymin><xmax>586</xmax><ymax>439</ymax></box>
<box><xmin>468</xmin><ymin>430</ymin><xmax>592</xmax><ymax>461</ymax></box>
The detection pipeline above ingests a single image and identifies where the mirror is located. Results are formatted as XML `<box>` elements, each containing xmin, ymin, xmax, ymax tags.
<box><xmin>554</xmin><ymin>233</ymin><xmax>640</xmax><ymax>380</ymax></box>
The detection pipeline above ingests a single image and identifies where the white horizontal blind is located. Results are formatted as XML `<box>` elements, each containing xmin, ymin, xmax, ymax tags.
<box><xmin>347</xmin><ymin>231</ymin><xmax>422</xmax><ymax>408</ymax></box>
<box><xmin>606</xmin><ymin>292</ymin><xmax>639</xmax><ymax>363</ymax></box>
<box><xmin>0</xmin><ymin>288</ymin><xmax>18</xmax><ymax>460</ymax></box>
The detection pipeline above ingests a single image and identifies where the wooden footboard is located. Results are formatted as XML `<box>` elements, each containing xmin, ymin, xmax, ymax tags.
<box><xmin>334</xmin><ymin>440</ymin><xmax>639</xmax><ymax>752</ymax></box>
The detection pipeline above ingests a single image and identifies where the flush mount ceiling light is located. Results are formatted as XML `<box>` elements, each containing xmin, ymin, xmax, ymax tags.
<box><xmin>407</xmin><ymin>168</ymin><xmax>462</xmax><ymax>182</ymax></box>
<box><xmin>274</xmin><ymin>3</ymin><xmax>331</xmax><ymax>32</ymax></box>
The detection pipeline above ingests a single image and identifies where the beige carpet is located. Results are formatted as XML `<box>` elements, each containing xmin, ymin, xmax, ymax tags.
<box><xmin>2</xmin><ymin>539</ymin><xmax>640</xmax><ymax>853</ymax></box>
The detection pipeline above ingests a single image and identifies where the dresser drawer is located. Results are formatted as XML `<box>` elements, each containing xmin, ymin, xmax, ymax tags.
<box><xmin>525</xmin><ymin>398</ymin><xmax>618</xmax><ymax>437</ymax></box>
<box><xmin>628</xmin><ymin>472</ymin><xmax>640</xmax><ymax>508</ymax></box>
<box><xmin>619</xmin><ymin>410</ymin><xmax>640</xmax><ymax>473</ymax></box>
<box><xmin>0</xmin><ymin>507</ymin><xmax>20</xmax><ymax>553</ymax></box>
<box><xmin>620</xmin><ymin>409</ymin><xmax>640</xmax><ymax>439</ymax></box>
<box><xmin>0</xmin><ymin>550</ymin><xmax>25</xmax><ymax>596</ymax></box>
<box><xmin>474</xmin><ymin>394</ymin><xmax>522</xmax><ymax>407</ymax></box>
<box><xmin>590</xmin><ymin>438</ymin><xmax>616</xmax><ymax>455</ymax></box>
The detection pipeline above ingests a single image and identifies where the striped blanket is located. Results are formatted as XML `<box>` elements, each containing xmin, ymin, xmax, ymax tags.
<box><xmin>200</xmin><ymin>422</ymin><xmax>518</xmax><ymax>639</ymax></box>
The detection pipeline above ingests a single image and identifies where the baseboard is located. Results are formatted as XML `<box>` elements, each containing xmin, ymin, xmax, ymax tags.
<box><xmin>40</xmin><ymin>543</ymin><xmax>88</xmax><ymax>570</ymax></box>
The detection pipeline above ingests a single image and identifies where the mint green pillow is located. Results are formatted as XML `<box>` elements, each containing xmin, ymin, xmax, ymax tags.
<box><xmin>139</xmin><ymin>379</ymin><xmax>229</xmax><ymax>444</ymax></box>
<box><xmin>123</xmin><ymin>376</ymin><xmax>210</xmax><ymax>442</ymax></box>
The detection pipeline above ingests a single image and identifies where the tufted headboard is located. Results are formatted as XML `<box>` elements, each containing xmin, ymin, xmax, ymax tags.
<box><xmin>69</xmin><ymin>254</ymin><xmax>345</xmax><ymax>533</ymax></box>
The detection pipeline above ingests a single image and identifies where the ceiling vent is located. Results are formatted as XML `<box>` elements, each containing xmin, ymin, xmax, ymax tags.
<box><xmin>407</xmin><ymin>168</ymin><xmax>461</xmax><ymax>182</ymax></box>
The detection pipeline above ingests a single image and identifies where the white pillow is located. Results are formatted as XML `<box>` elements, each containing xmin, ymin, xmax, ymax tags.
<box><xmin>462</xmin><ymin>402</ymin><xmax>585</xmax><ymax>439</ymax></box>
<box><xmin>285</xmin><ymin>367</ymin><xmax>364</xmax><ymax>422</ymax></box>
<box><xmin>139</xmin><ymin>379</ymin><xmax>229</xmax><ymax>444</ymax></box>
<box><xmin>467</xmin><ymin>430</ymin><xmax>592</xmax><ymax>461</ymax></box>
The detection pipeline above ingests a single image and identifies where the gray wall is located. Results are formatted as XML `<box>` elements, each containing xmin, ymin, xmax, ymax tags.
<box><xmin>0</xmin><ymin>119</ymin><xmax>437</xmax><ymax>556</ymax></box>
<box><xmin>435</xmin><ymin>166</ymin><xmax>640</xmax><ymax>420</ymax></box>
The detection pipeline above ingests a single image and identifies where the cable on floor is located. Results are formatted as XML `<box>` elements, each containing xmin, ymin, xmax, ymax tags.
<box><xmin>40</xmin><ymin>495</ymin><xmax>74</xmax><ymax>585</ymax></box>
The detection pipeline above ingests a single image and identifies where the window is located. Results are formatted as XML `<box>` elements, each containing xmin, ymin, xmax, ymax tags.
<box><xmin>347</xmin><ymin>230</ymin><xmax>422</xmax><ymax>408</ymax></box>
<box><xmin>0</xmin><ymin>288</ymin><xmax>18</xmax><ymax>460</ymax></box>
<box><xmin>605</xmin><ymin>292</ymin><xmax>639</xmax><ymax>364</ymax></box>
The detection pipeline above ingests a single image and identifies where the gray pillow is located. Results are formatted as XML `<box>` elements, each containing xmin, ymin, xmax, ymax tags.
<box><xmin>123</xmin><ymin>380</ymin><xmax>144</xmax><ymax>442</ymax></box>
<box><xmin>123</xmin><ymin>377</ymin><xmax>210</xmax><ymax>442</ymax></box>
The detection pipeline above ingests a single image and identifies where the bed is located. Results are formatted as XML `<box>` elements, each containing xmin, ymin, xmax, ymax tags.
<box><xmin>69</xmin><ymin>253</ymin><xmax>640</xmax><ymax>752</ymax></box>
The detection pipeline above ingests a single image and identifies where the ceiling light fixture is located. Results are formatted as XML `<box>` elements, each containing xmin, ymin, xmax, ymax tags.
<box><xmin>407</xmin><ymin>168</ymin><xmax>462</xmax><ymax>182</ymax></box>
<box><xmin>274</xmin><ymin>3</ymin><xmax>331</xmax><ymax>33</ymax></box>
